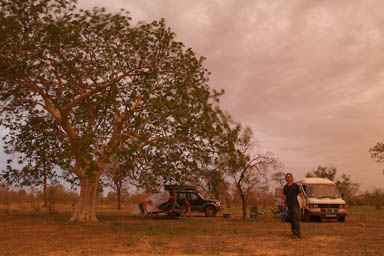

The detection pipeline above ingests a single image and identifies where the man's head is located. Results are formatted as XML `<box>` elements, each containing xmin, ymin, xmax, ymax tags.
<box><xmin>285</xmin><ymin>172</ymin><xmax>293</xmax><ymax>182</ymax></box>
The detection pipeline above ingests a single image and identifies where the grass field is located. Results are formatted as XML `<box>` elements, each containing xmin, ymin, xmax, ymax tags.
<box><xmin>0</xmin><ymin>205</ymin><xmax>383</xmax><ymax>256</ymax></box>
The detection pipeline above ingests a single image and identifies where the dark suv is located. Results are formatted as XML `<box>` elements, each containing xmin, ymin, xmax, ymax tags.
<box><xmin>158</xmin><ymin>185</ymin><xmax>223</xmax><ymax>217</ymax></box>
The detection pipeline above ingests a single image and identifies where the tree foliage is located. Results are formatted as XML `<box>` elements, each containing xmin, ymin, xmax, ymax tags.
<box><xmin>305</xmin><ymin>166</ymin><xmax>337</xmax><ymax>181</ymax></box>
<box><xmin>369</xmin><ymin>142</ymin><xmax>384</xmax><ymax>174</ymax></box>
<box><xmin>1</xmin><ymin>115</ymin><xmax>63</xmax><ymax>207</ymax></box>
<box><xmin>0</xmin><ymin>0</ymin><xmax>228</xmax><ymax>222</ymax></box>
<box><xmin>335</xmin><ymin>174</ymin><xmax>360</xmax><ymax>205</ymax></box>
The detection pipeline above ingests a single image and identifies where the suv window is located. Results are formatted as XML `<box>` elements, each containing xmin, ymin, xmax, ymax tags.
<box><xmin>178</xmin><ymin>193</ymin><xmax>187</xmax><ymax>200</ymax></box>
<box><xmin>189</xmin><ymin>193</ymin><xmax>199</xmax><ymax>201</ymax></box>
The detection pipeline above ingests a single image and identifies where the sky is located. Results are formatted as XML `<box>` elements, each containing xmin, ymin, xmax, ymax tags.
<box><xmin>2</xmin><ymin>0</ymin><xmax>384</xmax><ymax>191</ymax></box>
<box><xmin>75</xmin><ymin>0</ymin><xmax>384</xmax><ymax>190</ymax></box>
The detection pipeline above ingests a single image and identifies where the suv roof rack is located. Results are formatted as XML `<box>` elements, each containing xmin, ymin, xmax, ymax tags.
<box><xmin>164</xmin><ymin>185</ymin><xmax>196</xmax><ymax>192</ymax></box>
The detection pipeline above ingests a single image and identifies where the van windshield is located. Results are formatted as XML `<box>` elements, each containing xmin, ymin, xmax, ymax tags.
<box><xmin>306</xmin><ymin>184</ymin><xmax>341</xmax><ymax>198</ymax></box>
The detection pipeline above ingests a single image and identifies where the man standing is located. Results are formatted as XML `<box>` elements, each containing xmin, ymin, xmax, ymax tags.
<box><xmin>282</xmin><ymin>172</ymin><xmax>305</xmax><ymax>238</ymax></box>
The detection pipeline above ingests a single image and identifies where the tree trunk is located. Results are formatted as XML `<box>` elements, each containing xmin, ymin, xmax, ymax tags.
<box><xmin>114</xmin><ymin>179</ymin><xmax>122</xmax><ymax>210</ymax></box>
<box><xmin>241</xmin><ymin>196</ymin><xmax>247</xmax><ymax>220</ymax></box>
<box><xmin>117</xmin><ymin>185</ymin><xmax>121</xmax><ymax>210</ymax></box>
<box><xmin>70</xmin><ymin>177</ymin><xmax>99</xmax><ymax>222</ymax></box>
<box><xmin>43</xmin><ymin>166</ymin><xmax>48</xmax><ymax>208</ymax></box>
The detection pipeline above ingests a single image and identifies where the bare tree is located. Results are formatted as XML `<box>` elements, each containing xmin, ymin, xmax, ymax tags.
<box><xmin>271</xmin><ymin>171</ymin><xmax>286</xmax><ymax>187</ymax></box>
<box><xmin>225</xmin><ymin>126</ymin><xmax>278</xmax><ymax>220</ymax></box>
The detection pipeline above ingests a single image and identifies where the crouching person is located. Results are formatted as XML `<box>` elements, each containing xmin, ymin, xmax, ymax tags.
<box><xmin>138</xmin><ymin>199</ymin><xmax>152</xmax><ymax>216</ymax></box>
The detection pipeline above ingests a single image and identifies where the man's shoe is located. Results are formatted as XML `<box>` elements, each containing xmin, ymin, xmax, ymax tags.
<box><xmin>291</xmin><ymin>235</ymin><xmax>298</xmax><ymax>238</ymax></box>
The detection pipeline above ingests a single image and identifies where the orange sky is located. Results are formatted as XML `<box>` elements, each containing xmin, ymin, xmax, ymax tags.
<box><xmin>1</xmin><ymin>0</ymin><xmax>383</xmax><ymax>191</ymax></box>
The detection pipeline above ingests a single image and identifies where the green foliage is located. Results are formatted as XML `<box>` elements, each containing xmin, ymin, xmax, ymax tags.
<box><xmin>0</xmin><ymin>0</ymin><xmax>229</xmax><ymax>190</ymax></box>
<box><xmin>1</xmin><ymin>114</ymin><xmax>62</xmax><ymax>188</ymax></box>
<box><xmin>335</xmin><ymin>174</ymin><xmax>360</xmax><ymax>205</ymax></box>
<box><xmin>306</xmin><ymin>166</ymin><xmax>337</xmax><ymax>181</ymax></box>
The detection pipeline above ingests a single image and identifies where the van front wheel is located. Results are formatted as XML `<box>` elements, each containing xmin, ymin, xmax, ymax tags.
<box><xmin>337</xmin><ymin>216</ymin><xmax>345</xmax><ymax>222</ymax></box>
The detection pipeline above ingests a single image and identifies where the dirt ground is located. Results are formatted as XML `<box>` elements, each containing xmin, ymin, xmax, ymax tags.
<box><xmin>0</xmin><ymin>206</ymin><xmax>383</xmax><ymax>256</ymax></box>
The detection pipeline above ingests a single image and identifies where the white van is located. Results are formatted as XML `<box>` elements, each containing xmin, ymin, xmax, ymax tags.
<box><xmin>297</xmin><ymin>178</ymin><xmax>347</xmax><ymax>222</ymax></box>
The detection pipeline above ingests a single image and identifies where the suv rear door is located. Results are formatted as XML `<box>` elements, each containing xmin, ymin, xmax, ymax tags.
<box><xmin>187</xmin><ymin>192</ymin><xmax>204</xmax><ymax>212</ymax></box>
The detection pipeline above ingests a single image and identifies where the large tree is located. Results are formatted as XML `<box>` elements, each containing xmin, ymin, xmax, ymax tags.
<box><xmin>0</xmin><ymin>0</ymin><xmax>227</xmax><ymax>222</ymax></box>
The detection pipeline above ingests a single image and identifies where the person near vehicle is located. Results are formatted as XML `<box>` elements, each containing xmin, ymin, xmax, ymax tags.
<box><xmin>282</xmin><ymin>172</ymin><xmax>305</xmax><ymax>238</ymax></box>
<box><xmin>182</xmin><ymin>197</ymin><xmax>192</xmax><ymax>217</ymax></box>
<box><xmin>169</xmin><ymin>190</ymin><xmax>180</xmax><ymax>211</ymax></box>
<box><xmin>138</xmin><ymin>199</ymin><xmax>152</xmax><ymax>216</ymax></box>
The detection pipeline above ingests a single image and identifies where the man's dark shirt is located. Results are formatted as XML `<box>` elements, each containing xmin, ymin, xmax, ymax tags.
<box><xmin>284</xmin><ymin>183</ymin><xmax>300</xmax><ymax>209</ymax></box>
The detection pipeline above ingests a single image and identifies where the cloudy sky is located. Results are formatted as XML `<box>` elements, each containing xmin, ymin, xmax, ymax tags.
<box><xmin>2</xmin><ymin>0</ymin><xmax>383</xmax><ymax>190</ymax></box>
<box><xmin>78</xmin><ymin>0</ymin><xmax>384</xmax><ymax>189</ymax></box>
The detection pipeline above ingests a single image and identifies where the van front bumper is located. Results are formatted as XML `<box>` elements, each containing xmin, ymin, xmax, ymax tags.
<box><xmin>308</xmin><ymin>208</ymin><xmax>347</xmax><ymax>218</ymax></box>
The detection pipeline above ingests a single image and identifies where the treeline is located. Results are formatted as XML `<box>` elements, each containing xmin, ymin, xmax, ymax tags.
<box><xmin>1</xmin><ymin>181</ymin><xmax>383</xmax><ymax>215</ymax></box>
<box><xmin>0</xmin><ymin>183</ymin><xmax>78</xmax><ymax>213</ymax></box>
<box><xmin>0</xmin><ymin>182</ymin><xmax>276</xmax><ymax>213</ymax></box>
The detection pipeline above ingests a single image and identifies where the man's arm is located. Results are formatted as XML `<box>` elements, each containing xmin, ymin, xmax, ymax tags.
<box><xmin>299</xmin><ymin>192</ymin><xmax>305</xmax><ymax>208</ymax></box>
<box><xmin>281</xmin><ymin>194</ymin><xmax>286</xmax><ymax>211</ymax></box>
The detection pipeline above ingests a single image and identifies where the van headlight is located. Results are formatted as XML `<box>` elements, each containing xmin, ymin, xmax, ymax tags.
<box><xmin>339</xmin><ymin>204</ymin><xmax>345</xmax><ymax>209</ymax></box>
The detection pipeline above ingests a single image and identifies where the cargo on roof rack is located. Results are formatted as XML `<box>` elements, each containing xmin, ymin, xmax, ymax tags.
<box><xmin>164</xmin><ymin>185</ymin><xmax>196</xmax><ymax>192</ymax></box>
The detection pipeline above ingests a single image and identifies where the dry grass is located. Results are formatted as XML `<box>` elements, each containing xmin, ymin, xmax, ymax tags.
<box><xmin>0</xmin><ymin>205</ymin><xmax>383</xmax><ymax>256</ymax></box>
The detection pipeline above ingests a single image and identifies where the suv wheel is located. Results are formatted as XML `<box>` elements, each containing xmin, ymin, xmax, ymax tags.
<box><xmin>205</xmin><ymin>205</ymin><xmax>217</xmax><ymax>217</ymax></box>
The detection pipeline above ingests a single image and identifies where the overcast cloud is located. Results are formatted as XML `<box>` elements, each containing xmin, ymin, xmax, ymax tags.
<box><xmin>2</xmin><ymin>0</ymin><xmax>384</xmax><ymax>190</ymax></box>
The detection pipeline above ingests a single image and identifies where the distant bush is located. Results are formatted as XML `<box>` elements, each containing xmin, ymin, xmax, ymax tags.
<box><xmin>0</xmin><ymin>183</ymin><xmax>79</xmax><ymax>213</ymax></box>
<box><xmin>0</xmin><ymin>183</ymin><xmax>11</xmax><ymax>211</ymax></box>
<box><xmin>354</xmin><ymin>189</ymin><xmax>384</xmax><ymax>209</ymax></box>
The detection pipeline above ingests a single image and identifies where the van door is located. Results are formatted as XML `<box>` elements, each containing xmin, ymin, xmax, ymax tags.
<box><xmin>298</xmin><ymin>184</ymin><xmax>307</xmax><ymax>217</ymax></box>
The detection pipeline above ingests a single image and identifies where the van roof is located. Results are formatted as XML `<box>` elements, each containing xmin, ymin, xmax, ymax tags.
<box><xmin>296</xmin><ymin>177</ymin><xmax>336</xmax><ymax>185</ymax></box>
